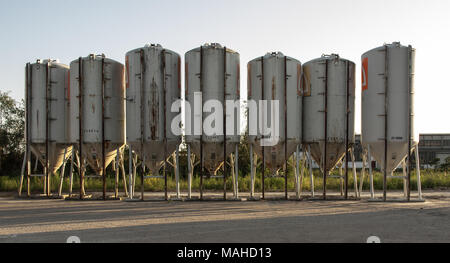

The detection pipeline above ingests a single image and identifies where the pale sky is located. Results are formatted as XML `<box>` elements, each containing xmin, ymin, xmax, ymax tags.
<box><xmin>0</xmin><ymin>0</ymin><xmax>449</xmax><ymax>134</ymax></box>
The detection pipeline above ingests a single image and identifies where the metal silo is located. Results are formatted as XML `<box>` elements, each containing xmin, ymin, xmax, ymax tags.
<box><xmin>361</xmin><ymin>42</ymin><xmax>422</xmax><ymax>201</ymax></box>
<box><xmin>19</xmin><ymin>59</ymin><xmax>72</xmax><ymax>197</ymax></box>
<box><xmin>247</xmin><ymin>52</ymin><xmax>302</xmax><ymax>200</ymax></box>
<box><xmin>69</xmin><ymin>54</ymin><xmax>126</xmax><ymax>200</ymax></box>
<box><xmin>185</xmin><ymin>43</ymin><xmax>240</xmax><ymax>200</ymax></box>
<box><xmin>302</xmin><ymin>54</ymin><xmax>357</xmax><ymax>199</ymax></box>
<box><xmin>125</xmin><ymin>44</ymin><xmax>181</xmax><ymax>200</ymax></box>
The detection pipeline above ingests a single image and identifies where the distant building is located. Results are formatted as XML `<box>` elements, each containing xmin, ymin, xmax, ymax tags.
<box><xmin>418</xmin><ymin>134</ymin><xmax>450</xmax><ymax>168</ymax></box>
<box><xmin>300</xmin><ymin>134</ymin><xmax>449</xmax><ymax>170</ymax></box>
<box><xmin>352</xmin><ymin>133</ymin><xmax>450</xmax><ymax>169</ymax></box>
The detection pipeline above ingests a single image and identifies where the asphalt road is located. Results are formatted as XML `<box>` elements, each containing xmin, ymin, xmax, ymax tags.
<box><xmin>0</xmin><ymin>191</ymin><xmax>449</xmax><ymax>243</ymax></box>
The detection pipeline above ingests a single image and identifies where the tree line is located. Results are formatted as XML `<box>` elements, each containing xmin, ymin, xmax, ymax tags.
<box><xmin>0</xmin><ymin>91</ymin><xmax>25</xmax><ymax>176</ymax></box>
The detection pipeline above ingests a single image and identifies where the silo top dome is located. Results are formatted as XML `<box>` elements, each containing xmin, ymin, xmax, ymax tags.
<box><xmin>36</xmin><ymin>59</ymin><xmax>60</xmax><ymax>64</ymax></box>
<box><xmin>321</xmin><ymin>53</ymin><xmax>340</xmax><ymax>59</ymax></box>
<box><xmin>70</xmin><ymin>54</ymin><xmax>122</xmax><ymax>66</ymax></box>
<box><xmin>186</xmin><ymin>43</ymin><xmax>238</xmax><ymax>54</ymax></box>
<box><xmin>204</xmin><ymin>43</ymin><xmax>223</xmax><ymax>49</ymax></box>
<box><xmin>33</xmin><ymin>59</ymin><xmax>67</xmax><ymax>69</ymax></box>
<box><xmin>248</xmin><ymin>52</ymin><xmax>300</xmax><ymax>64</ymax></box>
<box><xmin>304</xmin><ymin>54</ymin><xmax>354</xmax><ymax>66</ymax></box>
<box><xmin>144</xmin><ymin>43</ymin><xmax>162</xmax><ymax>48</ymax></box>
<box><xmin>362</xmin><ymin>42</ymin><xmax>414</xmax><ymax>58</ymax></box>
<box><xmin>384</xmin><ymin>41</ymin><xmax>401</xmax><ymax>47</ymax></box>
<box><xmin>87</xmin><ymin>53</ymin><xmax>105</xmax><ymax>60</ymax></box>
<box><xmin>264</xmin><ymin>52</ymin><xmax>284</xmax><ymax>58</ymax></box>
<box><xmin>125</xmin><ymin>45</ymin><xmax>180</xmax><ymax>58</ymax></box>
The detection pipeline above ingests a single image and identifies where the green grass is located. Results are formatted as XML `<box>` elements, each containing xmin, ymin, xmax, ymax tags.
<box><xmin>1</xmin><ymin>169</ymin><xmax>449</xmax><ymax>194</ymax></box>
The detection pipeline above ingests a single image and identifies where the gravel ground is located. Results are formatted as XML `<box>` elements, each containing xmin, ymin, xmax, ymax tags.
<box><xmin>0</xmin><ymin>190</ymin><xmax>449</xmax><ymax>243</ymax></box>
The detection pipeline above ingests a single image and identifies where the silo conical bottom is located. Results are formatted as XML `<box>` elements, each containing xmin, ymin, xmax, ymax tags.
<box><xmin>364</xmin><ymin>141</ymin><xmax>415</xmax><ymax>173</ymax></box>
<box><xmin>129</xmin><ymin>140</ymin><xmax>179</xmax><ymax>175</ymax></box>
<box><xmin>309</xmin><ymin>142</ymin><xmax>346</xmax><ymax>173</ymax></box>
<box><xmin>251</xmin><ymin>140</ymin><xmax>298</xmax><ymax>174</ymax></box>
<box><xmin>188</xmin><ymin>141</ymin><xmax>237</xmax><ymax>175</ymax></box>
<box><xmin>31</xmin><ymin>144</ymin><xmax>73</xmax><ymax>174</ymax></box>
<box><xmin>79</xmin><ymin>143</ymin><xmax>124</xmax><ymax>174</ymax></box>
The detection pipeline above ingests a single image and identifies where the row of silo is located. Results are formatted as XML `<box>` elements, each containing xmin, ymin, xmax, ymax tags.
<box><xmin>20</xmin><ymin>55</ymin><xmax>128</xmax><ymax>200</ymax></box>
<box><xmin>247</xmin><ymin>53</ymin><xmax>357</xmax><ymax>200</ymax></box>
<box><xmin>19</xmin><ymin>41</ymin><xmax>422</xmax><ymax>202</ymax></box>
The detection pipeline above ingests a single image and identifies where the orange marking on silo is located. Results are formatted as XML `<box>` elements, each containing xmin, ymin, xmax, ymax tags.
<box><xmin>362</xmin><ymin>57</ymin><xmax>368</xmax><ymax>91</ymax></box>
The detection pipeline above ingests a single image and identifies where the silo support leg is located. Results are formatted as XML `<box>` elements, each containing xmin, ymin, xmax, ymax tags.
<box><xmin>322</xmin><ymin>151</ymin><xmax>327</xmax><ymax>200</ymax></box>
<box><xmin>284</xmin><ymin>159</ymin><xmax>288</xmax><ymax>200</ymax></box>
<box><xmin>128</xmin><ymin>144</ymin><xmax>133</xmax><ymax>200</ymax></box>
<box><xmin>415</xmin><ymin>146</ymin><xmax>422</xmax><ymax>200</ymax></box>
<box><xmin>133</xmin><ymin>155</ymin><xmax>137</xmax><ymax>198</ymax></box>
<box><xmin>141</xmin><ymin>157</ymin><xmax>145</xmax><ymax>201</ymax></box>
<box><xmin>114</xmin><ymin>149</ymin><xmax>119</xmax><ymax>198</ymax></box>
<box><xmin>164</xmin><ymin>158</ymin><xmax>168</xmax><ymax>201</ymax></box>
<box><xmin>351</xmin><ymin>148</ymin><xmax>358</xmax><ymax>197</ymax></box>
<box><xmin>175</xmin><ymin>147</ymin><xmax>180</xmax><ymax>199</ymax></box>
<box><xmin>43</xmin><ymin>166</ymin><xmax>47</xmax><ymax>196</ymax></box>
<box><xmin>26</xmin><ymin>150</ymin><xmax>31</xmax><ymax>197</ymax></box>
<box><xmin>368</xmin><ymin>146</ymin><xmax>374</xmax><ymax>199</ymax></box>
<box><xmin>100</xmin><ymin>169</ymin><xmax>105</xmax><ymax>200</ymax></box>
<box><xmin>120</xmin><ymin>161</ymin><xmax>128</xmax><ymax>197</ymax></box>
<box><xmin>223</xmin><ymin>159</ymin><xmax>227</xmax><ymax>200</ymax></box>
<box><xmin>230</xmin><ymin>153</ymin><xmax>236</xmax><ymax>198</ymax></box>
<box><xmin>294</xmin><ymin>147</ymin><xmax>298</xmax><ymax>198</ymax></box>
<box><xmin>76</xmin><ymin>154</ymin><xmax>82</xmax><ymax>198</ymax></box>
<box><xmin>187</xmin><ymin>145</ymin><xmax>192</xmax><ymax>199</ymax></box>
<box><xmin>18</xmin><ymin>151</ymin><xmax>27</xmax><ymax>196</ymax></box>
<box><xmin>339</xmin><ymin>161</ymin><xmax>344</xmax><ymax>196</ymax></box>
<box><xmin>299</xmin><ymin>148</ymin><xmax>306</xmax><ymax>199</ymax></box>
<box><xmin>359</xmin><ymin>154</ymin><xmax>366</xmax><ymax>198</ymax></box>
<box><xmin>48</xmin><ymin>171</ymin><xmax>52</xmax><ymax>196</ymax></box>
<box><xmin>69</xmin><ymin>151</ymin><xmax>74</xmax><ymax>196</ymax></box>
<box><xmin>402</xmin><ymin>160</ymin><xmax>408</xmax><ymax>198</ymax></box>
<box><xmin>200</xmin><ymin>147</ymin><xmax>203</xmax><ymax>200</ymax></box>
<box><xmin>308</xmin><ymin>147</ymin><xmax>314</xmax><ymax>198</ymax></box>
<box><xmin>76</xmin><ymin>153</ymin><xmax>85</xmax><ymax>198</ymax></box>
<box><xmin>46</xmin><ymin>150</ymin><xmax>51</xmax><ymax>196</ymax></box>
<box><xmin>234</xmin><ymin>144</ymin><xmax>239</xmax><ymax>199</ymax></box>
<box><xmin>58</xmin><ymin>148</ymin><xmax>68</xmax><ymax>197</ymax></box>
<box><xmin>383</xmin><ymin>170</ymin><xmax>387</xmax><ymax>202</ymax></box>
<box><xmin>294</xmin><ymin>146</ymin><xmax>300</xmax><ymax>199</ymax></box>
<box><xmin>249</xmin><ymin>144</ymin><xmax>255</xmax><ymax>198</ymax></box>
